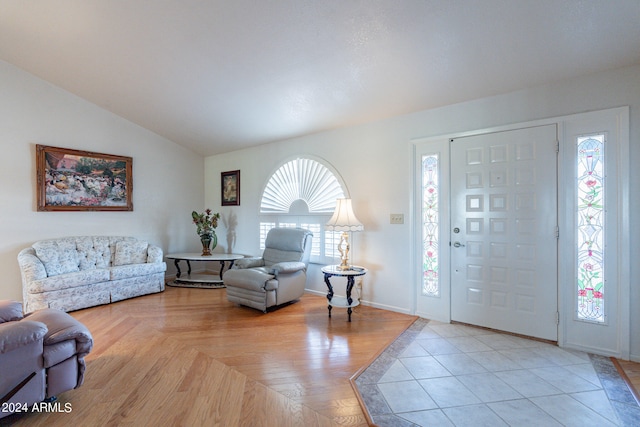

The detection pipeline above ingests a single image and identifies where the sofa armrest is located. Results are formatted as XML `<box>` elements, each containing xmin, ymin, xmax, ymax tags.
<box><xmin>18</xmin><ymin>248</ymin><xmax>48</xmax><ymax>282</ymax></box>
<box><xmin>25</xmin><ymin>309</ymin><xmax>93</xmax><ymax>358</ymax></box>
<box><xmin>147</xmin><ymin>244</ymin><xmax>164</xmax><ymax>264</ymax></box>
<box><xmin>0</xmin><ymin>301</ymin><xmax>23</xmax><ymax>323</ymax></box>
<box><xmin>0</xmin><ymin>320</ymin><xmax>47</xmax><ymax>354</ymax></box>
<box><xmin>234</xmin><ymin>257</ymin><xmax>265</xmax><ymax>269</ymax></box>
<box><xmin>271</xmin><ymin>262</ymin><xmax>306</xmax><ymax>276</ymax></box>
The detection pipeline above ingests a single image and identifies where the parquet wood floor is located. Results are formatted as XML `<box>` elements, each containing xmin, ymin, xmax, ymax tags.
<box><xmin>4</xmin><ymin>286</ymin><xmax>639</xmax><ymax>426</ymax></box>
<box><xmin>617</xmin><ymin>359</ymin><xmax>640</xmax><ymax>404</ymax></box>
<box><xmin>3</xmin><ymin>286</ymin><xmax>415</xmax><ymax>426</ymax></box>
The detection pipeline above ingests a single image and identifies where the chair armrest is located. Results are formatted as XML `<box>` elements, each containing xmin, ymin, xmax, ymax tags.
<box><xmin>0</xmin><ymin>300</ymin><xmax>23</xmax><ymax>323</ymax></box>
<box><xmin>25</xmin><ymin>309</ymin><xmax>93</xmax><ymax>357</ymax></box>
<box><xmin>234</xmin><ymin>257</ymin><xmax>265</xmax><ymax>269</ymax></box>
<box><xmin>271</xmin><ymin>262</ymin><xmax>306</xmax><ymax>276</ymax></box>
<box><xmin>0</xmin><ymin>320</ymin><xmax>47</xmax><ymax>354</ymax></box>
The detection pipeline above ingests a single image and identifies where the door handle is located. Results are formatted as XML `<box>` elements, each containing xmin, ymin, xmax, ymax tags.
<box><xmin>453</xmin><ymin>241</ymin><xmax>465</xmax><ymax>248</ymax></box>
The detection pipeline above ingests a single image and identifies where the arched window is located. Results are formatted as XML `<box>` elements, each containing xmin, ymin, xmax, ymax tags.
<box><xmin>259</xmin><ymin>157</ymin><xmax>346</xmax><ymax>263</ymax></box>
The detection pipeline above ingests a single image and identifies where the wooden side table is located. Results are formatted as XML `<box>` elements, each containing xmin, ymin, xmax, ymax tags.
<box><xmin>321</xmin><ymin>265</ymin><xmax>367</xmax><ymax>322</ymax></box>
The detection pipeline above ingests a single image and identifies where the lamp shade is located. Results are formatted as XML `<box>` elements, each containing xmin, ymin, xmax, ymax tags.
<box><xmin>326</xmin><ymin>198</ymin><xmax>364</xmax><ymax>231</ymax></box>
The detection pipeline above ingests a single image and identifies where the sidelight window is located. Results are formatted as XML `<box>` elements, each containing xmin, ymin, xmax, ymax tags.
<box><xmin>422</xmin><ymin>154</ymin><xmax>440</xmax><ymax>296</ymax></box>
<box><xmin>576</xmin><ymin>134</ymin><xmax>605</xmax><ymax>323</ymax></box>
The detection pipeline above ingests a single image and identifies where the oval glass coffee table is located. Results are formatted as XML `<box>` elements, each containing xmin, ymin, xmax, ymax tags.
<box><xmin>166</xmin><ymin>253</ymin><xmax>244</xmax><ymax>288</ymax></box>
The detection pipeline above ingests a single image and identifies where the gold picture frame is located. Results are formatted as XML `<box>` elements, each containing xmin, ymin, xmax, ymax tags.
<box><xmin>37</xmin><ymin>145</ymin><xmax>133</xmax><ymax>211</ymax></box>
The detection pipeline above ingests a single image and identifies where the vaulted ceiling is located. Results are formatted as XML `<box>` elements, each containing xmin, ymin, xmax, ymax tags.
<box><xmin>1</xmin><ymin>1</ymin><xmax>639</xmax><ymax>156</ymax></box>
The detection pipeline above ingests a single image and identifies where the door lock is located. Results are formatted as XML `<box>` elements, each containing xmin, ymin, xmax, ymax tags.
<box><xmin>453</xmin><ymin>241</ymin><xmax>465</xmax><ymax>248</ymax></box>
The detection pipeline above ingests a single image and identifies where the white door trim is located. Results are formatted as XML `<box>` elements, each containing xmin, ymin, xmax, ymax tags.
<box><xmin>558</xmin><ymin>108</ymin><xmax>630</xmax><ymax>358</ymax></box>
<box><xmin>411</xmin><ymin>106</ymin><xmax>629</xmax><ymax>357</ymax></box>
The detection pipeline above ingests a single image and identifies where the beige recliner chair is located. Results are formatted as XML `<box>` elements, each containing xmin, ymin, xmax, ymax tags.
<box><xmin>225</xmin><ymin>228</ymin><xmax>313</xmax><ymax>312</ymax></box>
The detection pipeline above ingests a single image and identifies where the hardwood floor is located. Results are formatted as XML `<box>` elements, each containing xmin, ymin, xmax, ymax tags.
<box><xmin>616</xmin><ymin>359</ymin><xmax>640</xmax><ymax>404</ymax></box>
<box><xmin>3</xmin><ymin>286</ymin><xmax>639</xmax><ymax>426</ymax></box>
<box><xmin>3</xmin><ymin>286</ymin><xmax>415</xmax><ymax>426</ymax></box>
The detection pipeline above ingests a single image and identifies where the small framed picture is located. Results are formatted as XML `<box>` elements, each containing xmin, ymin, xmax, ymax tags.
<box><xmin>221</xmin><ymin>170</ymin><xmax>240</xmax><ymax>206</ymax></box>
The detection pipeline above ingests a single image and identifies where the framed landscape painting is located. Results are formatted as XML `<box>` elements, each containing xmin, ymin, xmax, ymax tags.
<box><xmin>221</xmin><ymin>170</ymin><xmax>240</xmax><ymax>206</ymax></box>
<box><xmin>37</xmin><ymin>145</ymin><xmax>133</xmax><ymax>211</ymax></box>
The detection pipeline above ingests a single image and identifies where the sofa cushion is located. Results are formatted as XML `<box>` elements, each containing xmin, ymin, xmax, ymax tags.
<box><xmin>33</xmin><ymin>239</ymin><xmax>80</xmax><ymax>276</ymax></box>
<box><xmin>109</xmin><ymin>262</ymin><xmax>166</xmax><ymax>281</ymax></box>
<box><xmin>28</xmin><ymin>269</ymin><xmax>111</xmax><ymax>294</ymax></box>
<box><xmin>75</xmin><ymin>236</ymin><xmax>113</xmax><ymax>269</ymax></box>
<box><xmin>28</xmin><ymin>284</ymin><xmax>111</xmax><ymax>314</ymax></box>
<box><xmin>114</xmin><ymin>240</ymin><xmax>149</xmax><ymax>266</ymax></box>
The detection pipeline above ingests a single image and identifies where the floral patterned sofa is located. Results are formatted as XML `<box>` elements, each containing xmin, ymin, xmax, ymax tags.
<box><xmin>18</xmin><ymin>236</ymin><xmax>166</xmax><ymax>313</ymax></box>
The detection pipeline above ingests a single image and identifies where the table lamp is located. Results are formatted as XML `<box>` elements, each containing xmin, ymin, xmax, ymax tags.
<box><xmin>326</xmin><ymin>198</ymin><xmax>364</xmax><ymax>270</ymax></box>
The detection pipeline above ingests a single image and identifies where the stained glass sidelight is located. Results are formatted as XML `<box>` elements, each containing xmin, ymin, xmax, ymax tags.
<box><xmin>576</xmin><ymin>135</ymin><xmax>605</xmax><ymax>323</ymax></box>
<box><xmin>422</xmin><ymin>155</ymin><xmax>439</xmax><ymax>296</ymax></box>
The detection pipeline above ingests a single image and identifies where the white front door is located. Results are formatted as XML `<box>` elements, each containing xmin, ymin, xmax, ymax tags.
<box><xmin>449</xmin><ymin>125</ymin><xmax>558</xmax><ymax>341</ymax></box>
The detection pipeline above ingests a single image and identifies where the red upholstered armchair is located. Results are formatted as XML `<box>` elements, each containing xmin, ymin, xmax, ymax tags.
<box><xmin>0</xmin><ymin>300</ymin><xmax>93</xmax><ymax>419</ymax></box>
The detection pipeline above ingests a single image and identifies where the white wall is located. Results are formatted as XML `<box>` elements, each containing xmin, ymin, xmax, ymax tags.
<box><xmin>0</xmin><ymin>60</ymin><xmax>205</xmax><ymax>302</ymax></box>
<box><xmin>205</xmin><ymin>64</ymin><xmax>640</xmax><ymax>360</ymax></box>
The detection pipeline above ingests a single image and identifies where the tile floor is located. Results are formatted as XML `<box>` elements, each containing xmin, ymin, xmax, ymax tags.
<box><xmin>355</xmin><ymin>318</ymin><xmax>640</xmax><ymax>426</ymax></box>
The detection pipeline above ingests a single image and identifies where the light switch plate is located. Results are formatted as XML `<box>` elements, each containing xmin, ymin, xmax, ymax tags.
<box><xmin>390</xmin><ymin>213</ymin><xmax>404</xmax><ymax>224</ymax></box>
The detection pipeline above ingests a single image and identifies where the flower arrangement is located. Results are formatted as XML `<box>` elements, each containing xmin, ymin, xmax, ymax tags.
<box><xmin>192</xmin><ymin>209</ymin><xmax>220</xmax><ymax>236</ymax></box>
